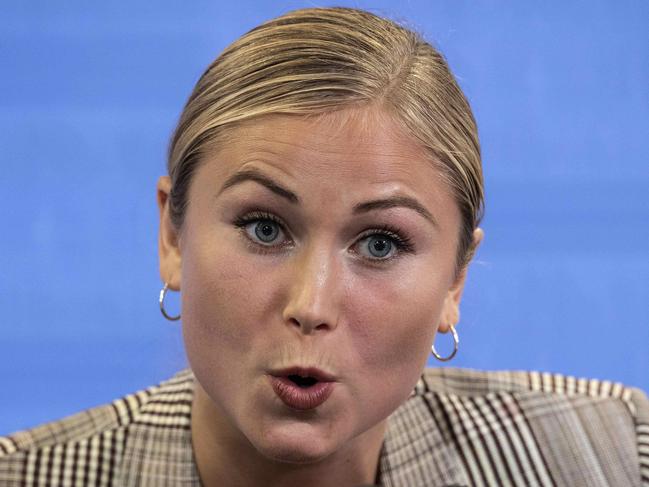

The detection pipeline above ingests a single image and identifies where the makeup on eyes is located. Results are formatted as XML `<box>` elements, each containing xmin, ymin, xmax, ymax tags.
<box><xmin>232</xmin><ymin>210</ymin><xmax>293</xmax><ymax>255</ymax></box>
<box><xmin>231</xmin><ymin>207</ymin><xmax>417</xmax><ymax>263</ymax></box>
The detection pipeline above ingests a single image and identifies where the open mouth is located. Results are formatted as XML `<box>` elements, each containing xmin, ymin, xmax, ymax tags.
<box><xmin>287</xmin><ymin>374</ymin><xmax>319</xmax><ymax>388</ymax></box>
<box><xmin>267</xmin><ymin>366</ymin><xmax>336</xmax><ymax>410</ymax></box>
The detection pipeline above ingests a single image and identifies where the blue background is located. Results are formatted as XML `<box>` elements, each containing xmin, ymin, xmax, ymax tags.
<box><xmin>1</xmin><ymin>1</ymin><xmax>647</xmax><ymax>435</ymax></box>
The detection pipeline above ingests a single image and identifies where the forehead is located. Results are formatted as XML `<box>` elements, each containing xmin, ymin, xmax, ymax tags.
<box><xmin>215</xmin><ymin>107</ymin><xmax>444</xmax><ymax>186</ymax></box>
<box><xmin>197</xmin><ymin>106</ymin><xmax>459</xmax><ymax>232</ymax></box>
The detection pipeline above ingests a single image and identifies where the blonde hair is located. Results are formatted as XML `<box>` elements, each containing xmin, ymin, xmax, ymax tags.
<box><xmin>167</xmin><ymin>7</ymin><xmax>484</xmax><ymax>280</ymax></box>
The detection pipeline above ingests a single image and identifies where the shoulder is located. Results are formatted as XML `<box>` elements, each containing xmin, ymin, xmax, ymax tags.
<box><xmin>417</xmin><ymin>367</ymin><xmax>649</xmax><ymax>433</ymax></box>
<box><xmin>417</xmin><ymin>366</ymin><xmax>649</xmax><ymax>403</ymax></box>
<box><xmin>381</xmin><ymin>367</ymin><xmax>649</xmax><ymax>486</ymax></box>
<box><xmin>0</xmin><ymin>368</ymin><xmax>194</xmax><ymax>485</ymax></box>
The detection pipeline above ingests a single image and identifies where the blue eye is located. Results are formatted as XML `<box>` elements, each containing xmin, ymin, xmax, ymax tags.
<box><xmin>244</xmin><ymin>219</ymin><xmax>282</xmax><ymax>245</ymax></box>
<box><xmin>363</xmin><ymin>235</ymin><xmax>393</xmax><ymax>258</ymax></box>
<box><xmin>355</xmin><ymin>225</ymin><xmax>414</xmax><ymax>262</ymax></box>
<box><xmin>252</xmin><ymin>220</ymin><xmax>280</xmax><ymax>243</ymax></box>
<box><xmin>234</xmin><ymin>212</ymin><xmax>414</xmax><ymax>262</ymax></box>
<box><xmin>358</xmin><ymin>235</ymin><xmax>396</xmax><ymax>259</ymax></box>
<box><xmin>234</xmin><ymin>211</ymin><xmax>288</xmax><ymax>248</ymax></box>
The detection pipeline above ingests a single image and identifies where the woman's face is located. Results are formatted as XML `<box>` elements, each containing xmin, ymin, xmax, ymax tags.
<box><xmin>159</xmin><ymin>107</ymin><xmax>479</xmax><ymax>464</ymax></box>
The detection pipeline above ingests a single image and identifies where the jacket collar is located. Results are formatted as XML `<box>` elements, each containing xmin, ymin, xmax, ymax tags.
<box><xmin>117</xmin><ymin>369</ymin><xmax>466</xmax><ymax>486</ymax></box>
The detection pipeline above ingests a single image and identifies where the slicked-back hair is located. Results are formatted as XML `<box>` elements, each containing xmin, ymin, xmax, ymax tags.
<box><xmin>167</xmin><ymin>7</ymin><xmax>484</xmax><ymax>280</ymax></box>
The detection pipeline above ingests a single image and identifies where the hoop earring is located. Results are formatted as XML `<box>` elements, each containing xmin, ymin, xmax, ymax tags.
<box><xmin>159</xmin><ymin>283</ymin><xmax>180</xmax><ymax>321</ymax></box>
<box><xmin>432</xmin><ymin>323</ymin><xmax>459</xmax><ymax>362</ymax></box>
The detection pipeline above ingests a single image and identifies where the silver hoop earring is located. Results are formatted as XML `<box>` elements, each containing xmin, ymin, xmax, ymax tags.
<box><xmin>432</xmin><ymin>323</ymin><xmax>459</xmax><ymax>362</ymax></box>
<box><xmin>159</xmin><ymin>283</ymin><xmax>181</xmax><ymax>321</ymax></box>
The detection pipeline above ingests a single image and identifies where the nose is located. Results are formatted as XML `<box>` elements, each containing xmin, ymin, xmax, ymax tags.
<box><xmin>282</xmin><ymin>243</ymin><xmax>341</xmax><ymax>335</ymax></box>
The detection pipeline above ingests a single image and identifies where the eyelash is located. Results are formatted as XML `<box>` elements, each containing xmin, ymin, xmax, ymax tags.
<box><xmin>232</xmin><ymin>210</ymin><xmax>415</xmax><ymax>263</ymax></box>
<box><xmin>233</xmin><ymin>211</ymin><xmax>292</xmax><ymax>254</ymax></box>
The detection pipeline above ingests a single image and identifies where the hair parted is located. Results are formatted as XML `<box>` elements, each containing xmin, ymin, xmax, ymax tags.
<box><xmin>167</xmin><ymin>6</ymin><xmax>484</xmax><ymax>280</ymax></box>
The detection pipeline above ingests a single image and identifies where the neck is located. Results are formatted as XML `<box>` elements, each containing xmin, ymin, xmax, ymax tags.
<box><xmin>191</xmin><ymin>382</ymin><xmax>385</xmax><ymax>487</ymax></box>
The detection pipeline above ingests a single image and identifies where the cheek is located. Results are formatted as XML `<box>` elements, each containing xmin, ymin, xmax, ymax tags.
<box><xmin>180</xmin><ymin>234</ymin><xmax>271</xmax><ymax>365</ymax></box>
<box><xmin>344</xmin><ymin>265</ymin><xmax>446</xmax><ymax>384</ymax></box>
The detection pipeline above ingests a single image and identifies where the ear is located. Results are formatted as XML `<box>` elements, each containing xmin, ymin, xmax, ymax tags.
<box><xmin>157</xmin><ymin>176</ymin><xmax>182</xmax><ymax>290</ymax></box>
<box><xmin>438</xmin><ymin>228</ymin><xmax>484</xmax><ymax>333</ymax></box>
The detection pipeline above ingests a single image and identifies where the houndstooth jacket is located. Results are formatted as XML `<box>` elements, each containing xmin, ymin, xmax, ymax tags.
<box><xmin>1</xmin><ymin>367</ymin><xmax>648</xmax><ymax>486</ymax></box>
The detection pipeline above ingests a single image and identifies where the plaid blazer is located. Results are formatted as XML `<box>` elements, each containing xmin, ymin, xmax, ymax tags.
<box><xmin>1</xmin><ymin>367</ymin><xmax>648</xmax><ymax>486</ymax></box>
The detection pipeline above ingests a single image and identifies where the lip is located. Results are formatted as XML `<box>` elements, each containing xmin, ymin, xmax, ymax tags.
<box><xmin>269</xmin><ymin>366</ymin><xmax>337</xmax><ymax>383</ymax></box>
<box><xmin>267</xmin><ymin>366</ymin><xmax>337</xmax><ymax>410</ymax></box>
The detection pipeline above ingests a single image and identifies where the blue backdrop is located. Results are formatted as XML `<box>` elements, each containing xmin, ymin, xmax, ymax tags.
<box><xmin>1</xmin><ymin>1</ymin><xmax>648</xmax><ymax>435</ymax></box>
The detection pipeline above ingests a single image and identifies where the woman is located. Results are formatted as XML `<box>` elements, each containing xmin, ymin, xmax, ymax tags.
<box><xmin>1</xmin><ymin>7</ymin><xmax>647</xmax><ymax>487</ymax></box>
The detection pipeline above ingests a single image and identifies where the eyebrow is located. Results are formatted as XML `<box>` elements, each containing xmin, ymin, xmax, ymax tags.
<box><xmin>219</xmin><ymin>167</ymin><xmax>438</xmax><ymax>228</ymax></box>
<box><xmin>353</xmin><ymin>197</ymin><xmax>438</xmax><ymax>228</ymax></box>
<box><xmin>219</xmin><ymin>168</ymin><xmax>299</xmax><ymax>204</ymax></box>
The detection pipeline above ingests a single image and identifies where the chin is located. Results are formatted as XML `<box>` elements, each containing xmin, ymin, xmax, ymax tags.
<box><xmin>261</xmin><ymin>447</ymin><xmax>329</xmax><ymax>465</ymax></box>
<box><xmin>251</xmin><ymin>425</ymin><xmax>339</xmax><ymax>465</ymax></box>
